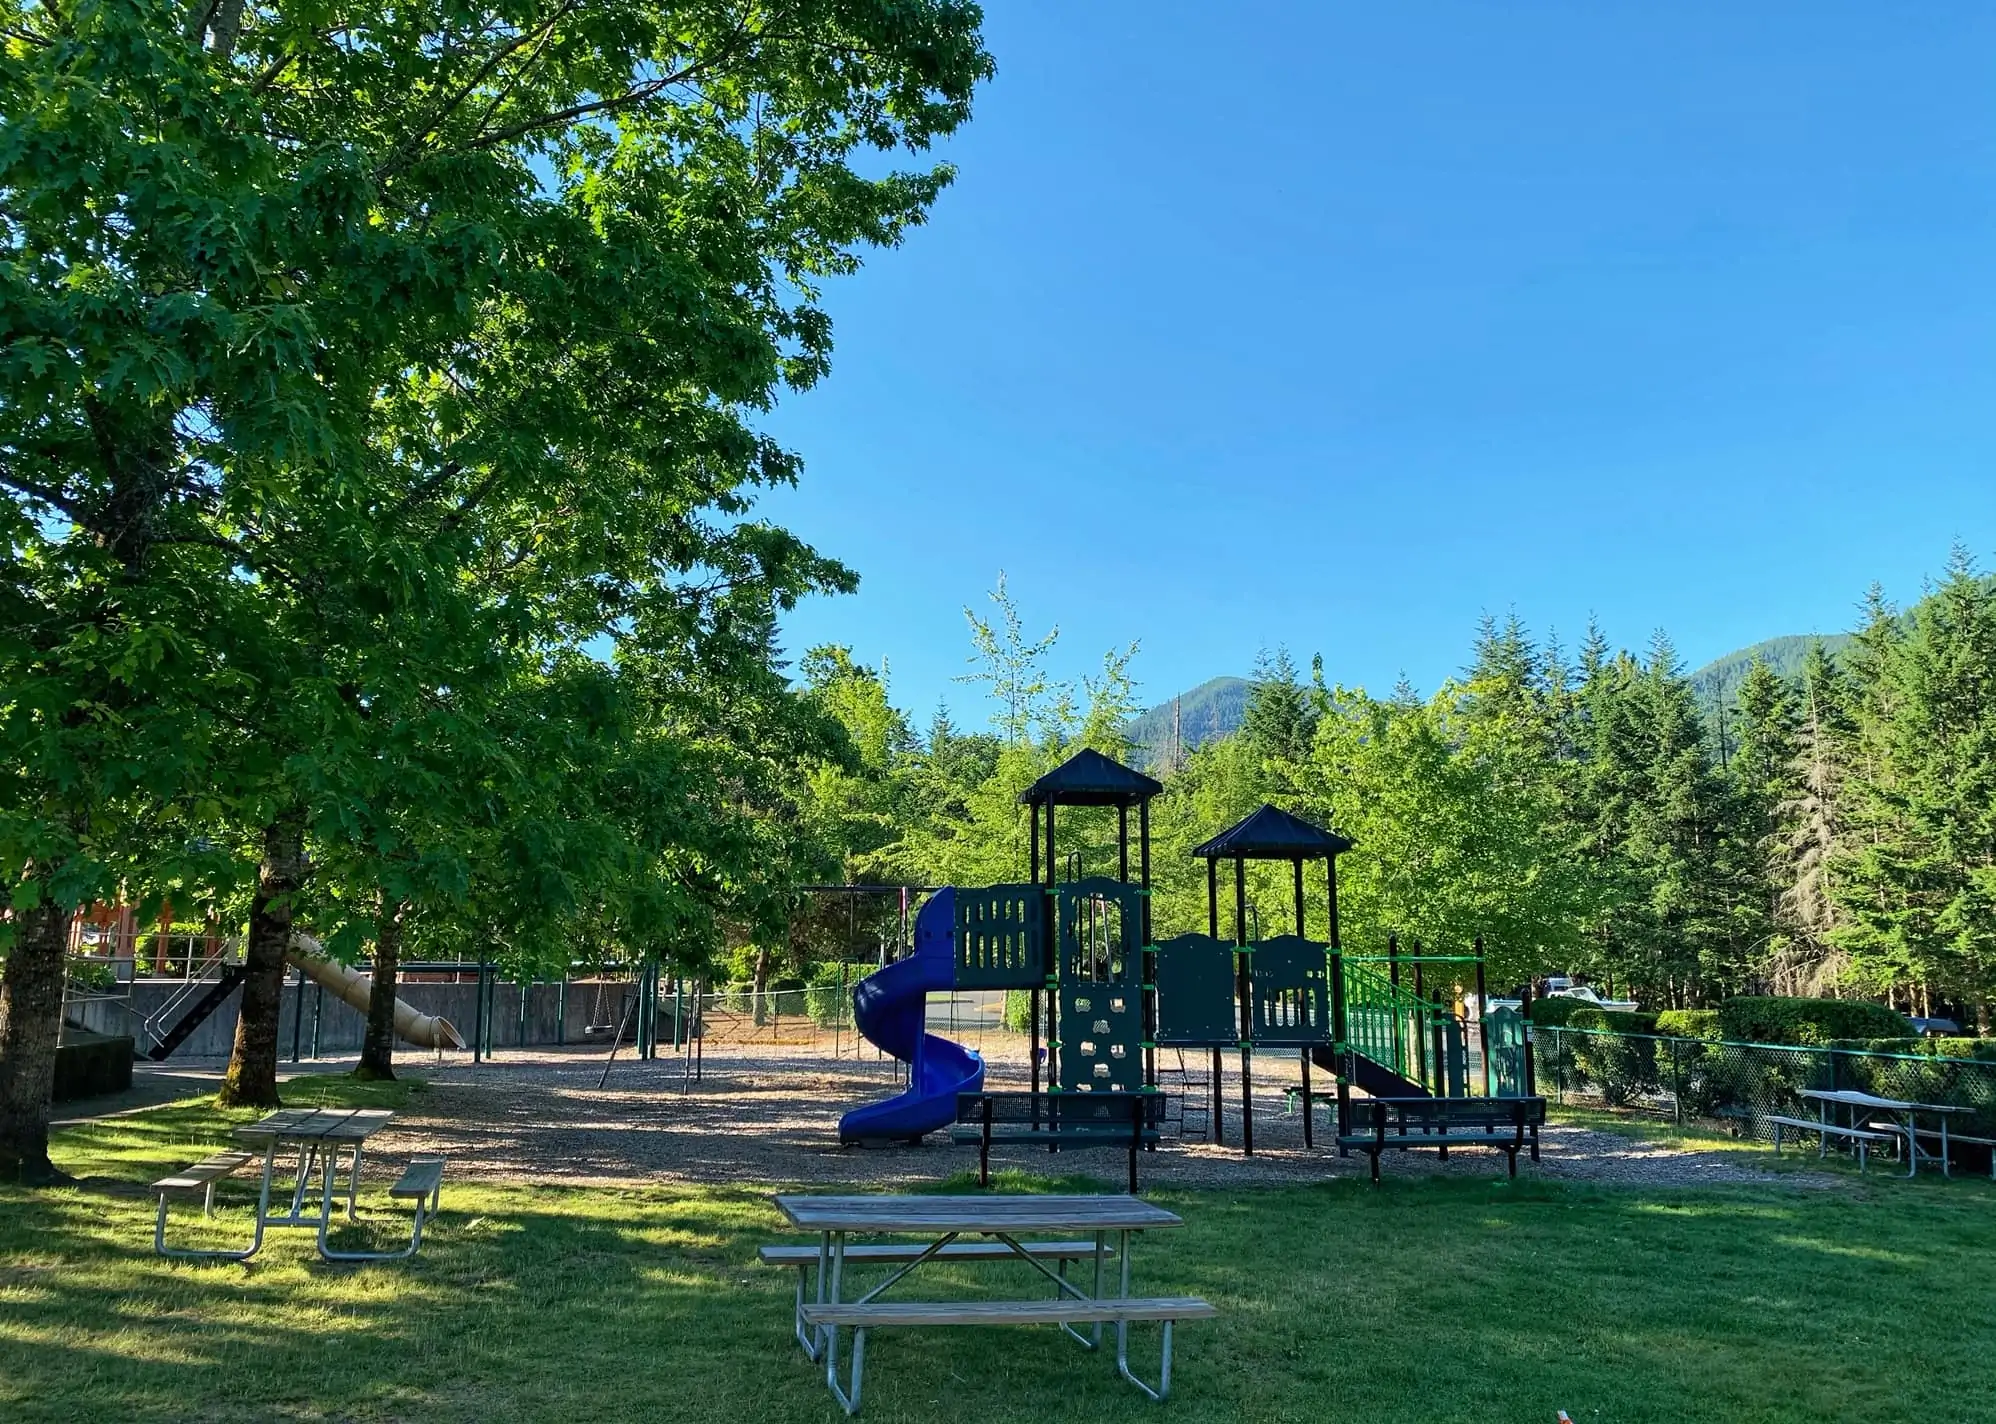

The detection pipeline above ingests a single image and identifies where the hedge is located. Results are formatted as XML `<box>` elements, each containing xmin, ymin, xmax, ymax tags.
<box><xmin>1563</xmin><ymin>1009</ymin><xmax>1660</xmax><ymax>1104</ymax></box>
<box><xmin>1717</xmin><ymin>996</ymin><xmax>1911</xmax><ymax>1046</ymax></box>
<box><xmin>1827</xmin><ymin>1036</ymin><xmax>1996</xmax><ymax>1062</ymax></box>
<box><xmin>1654</xmin><ymin>1009</ymin><xmax>1721</xmax><ymax>1040</ymax></box>
<box><xmin>1527</xmin><ymin>996</ymin><xmax>1591</xmax><ymax>1028</ymax></box>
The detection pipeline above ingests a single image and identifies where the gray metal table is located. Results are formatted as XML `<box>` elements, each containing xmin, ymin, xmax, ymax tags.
<box><xmin>774</xmin><ymin>1193</ymin><xmax>1186</xmax><ymax>1406</ymax></box>
<box><xmin>1798</xmin><ymin>1089</ymin><xmax>1973</xmax><ymax>1178</ymax></box>
<box><xmin>233</xmin><ymin>1108</ymin><xmax>396</xmax><ymax>1246</ymax></box>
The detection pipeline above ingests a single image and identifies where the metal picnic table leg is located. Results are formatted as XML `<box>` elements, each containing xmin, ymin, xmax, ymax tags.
<box><xmin>1903</xmin><ymin>1110</ymin><xmax>1917</xmax><ymax>1179</ymax></box>
<box><xmin>313</xmin><ymin>1146</ymin><xmax>341</xmax><ymax>1257</ymax></box>
<box><xmin>1940</xmin><ymin>1112</ymin><xmax>1951</xmax><ymax>1180</ymax></box>
<box><xmin>346</xmin><ymin>1142</ymin><xmax>364</xmax><ymax>1220</ymax></box>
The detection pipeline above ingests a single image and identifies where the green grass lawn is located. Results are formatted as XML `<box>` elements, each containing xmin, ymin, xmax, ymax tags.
<box><xmin>3</xmin><ymin>1080</ymin><xmax>1993</xmax><ymax>1424</ymax></box>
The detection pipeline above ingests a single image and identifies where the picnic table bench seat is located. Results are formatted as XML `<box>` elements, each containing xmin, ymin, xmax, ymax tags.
<box><xmin>1908</xmin><ymin>1126</ymin><xmax>1996</xmax><ymax>1179</ymax></box>
<box><xmin>153</xmin><ymin>1151</ymin><xmax>268</xmax><ymax>1261</ymax></box>
<box><xmin>799</xmin><ymin>1295</ymin><xmax>1216</xmax><ymax>1414</ymax></box>
<box><xmin>761</xmin><ymin>1239</ymin><xmax>1120</xmax><ymax>1358</ymax></box>
<box><xmin>320</xmin><ymin>1156</ymin><xmax>447</xmax><ymax>1264</ymax></box>
<box><xmin>1336</xmin><ymin>1096</ymin><xmax>1547</xmax><ymax>1183</ymax></box>
<box><xmin>952</xmin><ymin>1092</ymin><xmax>1164</xmax><ymax>1191</ymax></box>
<box><xmin>1765</xmin><ymin>1114</ymin><xmax>1899</xmax><ymax>1172</ymax></box>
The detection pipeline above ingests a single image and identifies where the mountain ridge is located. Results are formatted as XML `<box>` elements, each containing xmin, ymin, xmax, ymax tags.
<box><xmin>1124</xmin><ymin>634</ymin><xmax>1848</xmax><ymax>762</ymax></box>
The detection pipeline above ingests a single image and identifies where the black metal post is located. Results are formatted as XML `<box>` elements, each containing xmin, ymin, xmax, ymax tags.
<box><xmin>1140</xmin><ymin>798</ymin><xmax>1155</xmax><ymax>1094</ymax></box>
<box><xmin>1414</xmin><ymin>956</ymin><xmax>1428</xmax><ymax>1092</ymax></box>
<box><xmin>1030</xmin><ymin>804</ymin><xmax>1040</xmax><ymax>886</ymax></box>
<box><xmin>1474</xmin><ymin>936</ymin><xmax>1489</xmax><ymax>1097</ymax></box>
<box><xmin>1330</xmin><ymin>855</ymin><xmax>1349</xmax><ymax>1150</ymax></box>
<box><xmin>1235</xmin><ymin>855</ymin><xmax>1252</xmax><ymax>1156</ymax></box>
<box><xmin>1208</xmin><ymin>851</ymin><xmax>1222</xmax><ymax>1144</ymax></box>
<box><xmin>1118</xmin><ymin>804</ymin><xmax>1129</xmax><ymax>883</ymax></box>
<box><xmin>472</xmin><ymin>959</ymin><xmax>486</xmax><ymax>1064</ymax></box>
<box><xmin>558</xmin><ymin>977</ymin><xmax>568</xmax><ymax>1048</ymax></box>
<box><xmin>1521</xmin><ymin>983</ymin><xmax>1538</xmax><ymax>1095</ymax></box>
<box><xmin>290</xmin><ymin>967</ymin><xmax>303</xmax><ymax>1063</ymax></box>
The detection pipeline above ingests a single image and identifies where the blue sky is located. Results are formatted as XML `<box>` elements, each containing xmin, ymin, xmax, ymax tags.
<box><xmin>752</xmin><ymin>1</ymin><xmax>1996</xmax><ymax>727</ymax></box>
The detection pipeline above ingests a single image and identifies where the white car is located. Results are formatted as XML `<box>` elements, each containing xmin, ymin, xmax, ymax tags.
<box><xmin>1474</xmin><ymin>981</ymin><xmax>1639</xmax><ymax>1017</ymax></box>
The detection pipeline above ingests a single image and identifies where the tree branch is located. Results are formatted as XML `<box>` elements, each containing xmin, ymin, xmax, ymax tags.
<box><xmin>0</xmin><ymin>469</ymin><xmax>86</xmax><ymax>522</ymax></box>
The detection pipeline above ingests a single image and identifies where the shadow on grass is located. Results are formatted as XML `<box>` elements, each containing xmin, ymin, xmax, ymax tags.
<box><xmin>2</xmin><ymin>1080</ymin><xmax>1993</xmax><ymax>1423</ymax></box>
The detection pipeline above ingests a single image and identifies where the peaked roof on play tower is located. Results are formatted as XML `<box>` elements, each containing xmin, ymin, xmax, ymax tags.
<box><xmin>1192</xmin><ymin>803</ymin><xmax>1355</xmax><ymax>860</ymax></box>
<box><xmin>1018</xmin><ymin>748</ymin><xmax>1163</xmax><ymax>807</ymax></box>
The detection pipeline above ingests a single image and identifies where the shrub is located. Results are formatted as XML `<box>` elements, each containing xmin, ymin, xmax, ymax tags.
<box><xmin>1528</xmin><ymin>996</ymin><xmax>1591</xmax><ymax>1028</ymax></box>
<box><xmin>1655</xmin><ymin>1009</ymin><xmax>1721</xmax><ymax>1040</ymax></box>
<box><xmin>1828</xmin><ymin>1037</ymin><xmax>1996</xmax><ymax>1063</ymax></box>
<box><xmin>805</xmin><ymin>962</ymin><xmax>859</xmax><ymax>1026</ymax></box>
<box><xmin>1717</xmin><ymin>996</ymin><xmax>1911</xmax><ymax>1046</ymax></box>
<box><xmin>1567</xmin><ymin>1009</ymin><xmax>1660</xmax><ymax>1105</ymax></box>
<box><xmin>1003</xmin><ymin>990</ymin><xmax>1035</xmax><ymax>1033</ymax></box>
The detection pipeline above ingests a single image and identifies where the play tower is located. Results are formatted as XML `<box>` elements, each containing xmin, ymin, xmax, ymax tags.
<box><xmin>839</xmin><ymin>749</ymin><xmax>1501</xmax><ymax>1152</ymax></box>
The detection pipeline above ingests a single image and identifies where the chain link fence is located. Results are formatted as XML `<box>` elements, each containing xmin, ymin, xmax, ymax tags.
<box><xmin>1536</xmin><ymin>1025</ymin><xmax>1996</xmax><ymax>1157</ymax></box>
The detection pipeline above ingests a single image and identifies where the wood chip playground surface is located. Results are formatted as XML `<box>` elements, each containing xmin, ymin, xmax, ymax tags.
<box><xmin>81</xmin><ymin>1039</ymin><xmax>1842</xmax><ymax>1194</ymax></box>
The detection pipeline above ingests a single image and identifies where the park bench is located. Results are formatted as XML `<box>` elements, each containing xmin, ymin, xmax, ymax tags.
<box><xmin>153</xmin><ymin>1151</ymin><xmax>267</xmax><ymax>1260</ymax></box>
<box><xmin>1338</xmin><ymin>1096</ymin><xmax>1547</xmax><ymax>1183</ymax></box>
<box><xmin>1765</xmin><ymin>1115</ymin><xmax>1897</xmax><ymax>1172</ymax></box>
<box><xmin>951</xmin><ymin>1092</ymin><xmax>1164</xmax><ymax>1192</ymax></box>
<box><xmin>319</xmin><ymin>1156</ymin><xmax>447</xmax><ymax>1263</ymax></box>
<box><xmin>760</xmin><ymin>1239</ymin><xmax>1118</xmax><ymax>1358</ymax></box>
<box><xmin>799</xmin><ymin>1295</ymin><xmax>1217</xmax><ymax>1414</ymax></box>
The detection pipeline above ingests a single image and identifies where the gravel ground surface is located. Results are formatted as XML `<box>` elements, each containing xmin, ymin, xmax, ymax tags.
<box><xmin>86</xmin><ymin>1038</ymin><xmax>1836</xmax><ymax>1192</ymax></box>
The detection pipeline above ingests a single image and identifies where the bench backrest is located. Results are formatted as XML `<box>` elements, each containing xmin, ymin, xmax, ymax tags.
<box><xmin>1362</xmin><ymin>1095</ymin><xmax>1547</xmax><ymax>1130</ymax></box>
<box><xmin>956</xmin><ymin>1091</ymin><xmax>1165</xmax><ymax>1131</ymax></box>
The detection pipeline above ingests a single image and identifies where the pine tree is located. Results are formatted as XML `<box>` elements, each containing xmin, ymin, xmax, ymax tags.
<box><xmin>1729</xmin><ymin>656</ymin><xmax>1802</xmax><ymax>986</ymax></box>
<box><xmin>1772</xmin><ymin>640</ymin><xmax>1852</xmax><ymax>990</ymax></box>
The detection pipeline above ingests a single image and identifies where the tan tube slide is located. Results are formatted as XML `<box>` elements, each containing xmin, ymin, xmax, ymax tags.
<box><xmin>286</xmin><ymin>934</ymin><xmax>467</xmax><ymax>1051</ymax></box>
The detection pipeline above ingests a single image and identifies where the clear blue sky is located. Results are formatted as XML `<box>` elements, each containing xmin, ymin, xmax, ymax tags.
<box><xmin>753</xmin><ymin>1</ymin><xmax>1996</xmax><ymax>727</ymax></box>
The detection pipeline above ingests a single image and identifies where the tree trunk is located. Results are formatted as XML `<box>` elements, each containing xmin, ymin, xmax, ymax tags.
<box><xmin>219</xmin><ymin>810</ymin><xmax>307</xmax><ymax>1108</ymax></box>
<box><xmin>356</xmin><ymin>899</ymin><xmax>406</xmax><ymax>1081</ymax></box>
<box><xmin>0</xmin><ymin>892</ymin><xmax>73</xmax><ymax>1185</ymax></box>
<box><xmin>751</xmin><ymin>945</ymin><xmax>772</xmax><ymax>1026</ymax></box>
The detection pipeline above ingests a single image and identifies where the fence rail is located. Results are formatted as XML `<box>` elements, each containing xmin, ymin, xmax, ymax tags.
<box><xmin>1536</xmin><ymin>1025</ymin><xmax>1996</xmax><ymax>1146</ymax></box>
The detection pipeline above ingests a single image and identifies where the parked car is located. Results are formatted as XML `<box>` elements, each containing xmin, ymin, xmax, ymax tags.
<box><xmin>1474</xmin><ymin>980</ymin><xmax>1639</xmax><ymax>1017</ymax></box>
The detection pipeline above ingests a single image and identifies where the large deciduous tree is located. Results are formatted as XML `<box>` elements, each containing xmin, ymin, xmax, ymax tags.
<box><xmin>0</xmin><ymin>0</ymin><xmax>991</xmax><ymax>1161</ymax></box>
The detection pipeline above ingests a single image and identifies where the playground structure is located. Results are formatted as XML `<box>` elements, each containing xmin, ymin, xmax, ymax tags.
<box><xmin>838</xmin><ymin>748</ymin><xmax>1532</xmax><ymax>1151</ymax></box>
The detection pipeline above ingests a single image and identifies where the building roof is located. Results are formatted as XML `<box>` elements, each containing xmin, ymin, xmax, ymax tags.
<box><xmin>1191</xmin><ymin>803</ymin><xmax>1355</xmax><ymax>860</ymax></box>
<box><xmin>1019</xmin><ymin>748</ymin><xmax>1164</xmax><ymax>807</ymax></box>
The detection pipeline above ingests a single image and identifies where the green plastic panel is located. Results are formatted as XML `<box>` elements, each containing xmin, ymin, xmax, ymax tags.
<box><xmin>953</xmin><ymin>884</ymin><xmax>1048</xmax><ymax>989</ymax></box>
<box><xmin>1486</xmin><ymin>1006</ymin><xmax>1526</xmax><ymax>1096</ymax></box>
<box><xmin>1055</xmin><ymin>879</ymin><xmax>1146</xmax><ymax>1093</ymax></box>
<box><xmin>1151</xmin><ymin>933</ymin><xmax>1239</xmax><ymax>1047</ymax></box>
<box><xmin>1248</xmin><ymin>935</ymin><xmax>1332</xmax><ymax>1046</ymax></box>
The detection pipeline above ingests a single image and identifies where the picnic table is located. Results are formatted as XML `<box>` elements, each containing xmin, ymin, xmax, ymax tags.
<box><xmin>1796</xmin><ymin>1089</ymin><xmax>1976</xmax><ymax>1178</ymax></box>
<box><xmin>769</xmin><ymin>1193</ymin><xmax>1213</xmax><ymax>1414</ymax></box>
<box><xmin>233</xmin><ymin>1107</ymin><xmax>397</xmax><ymax>1241</ymax></box>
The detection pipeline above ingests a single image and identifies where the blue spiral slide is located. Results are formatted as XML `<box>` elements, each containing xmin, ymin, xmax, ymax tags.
<box><xmin>837</xmin><ymin>889</ymin><xmax>985</xmax><ymax>1144</ymax></box>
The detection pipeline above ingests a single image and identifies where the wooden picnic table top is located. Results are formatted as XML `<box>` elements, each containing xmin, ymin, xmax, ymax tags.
<box><xmin>232</xmin><ymin>1108</ymin><xmax>397</xmax><ymax>1144</ymax></box>
<box><xmin>1799</xmin><ymin>1088</ymin><xmax>1973</xmax><ymax>1114</ymax></box>
<box><xmin>773</xmin><ymin>1193</ymin><xmax>1183</xmax><ymax>1234</ymax></box>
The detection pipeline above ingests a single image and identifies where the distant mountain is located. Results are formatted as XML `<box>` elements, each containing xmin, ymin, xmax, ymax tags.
<box><xmin>1125</xmin><ymin>676</ymin><xmax>1250</xmax><ymax>767</ymax></box>
<box><xmin>1123</xmin><ymin>635</ymin><xmax>1849</xmax><ymax>768</ymax></box>
<box><xmin>1689</xmin><ymin>634</ymin><xmax>1850</xmax><ymax>710</ymax></box>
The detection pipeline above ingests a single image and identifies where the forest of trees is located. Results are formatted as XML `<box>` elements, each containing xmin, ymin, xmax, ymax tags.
<box><xmin>791</xmin><ymin>551</ymin><xmax>1996</xmax><ymax>1035</ymax></box>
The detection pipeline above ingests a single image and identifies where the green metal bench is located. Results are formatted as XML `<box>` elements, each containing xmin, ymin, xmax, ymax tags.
<box><xmin>1337</xmin><ymin>1096</ymin><xmax>1547</xmax><ymax>1182</ymax></box>
<box><xmin>951</xmin><ymin>1092</ymin><xmax>1163</xmax><ymax>1192</ymax></box>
